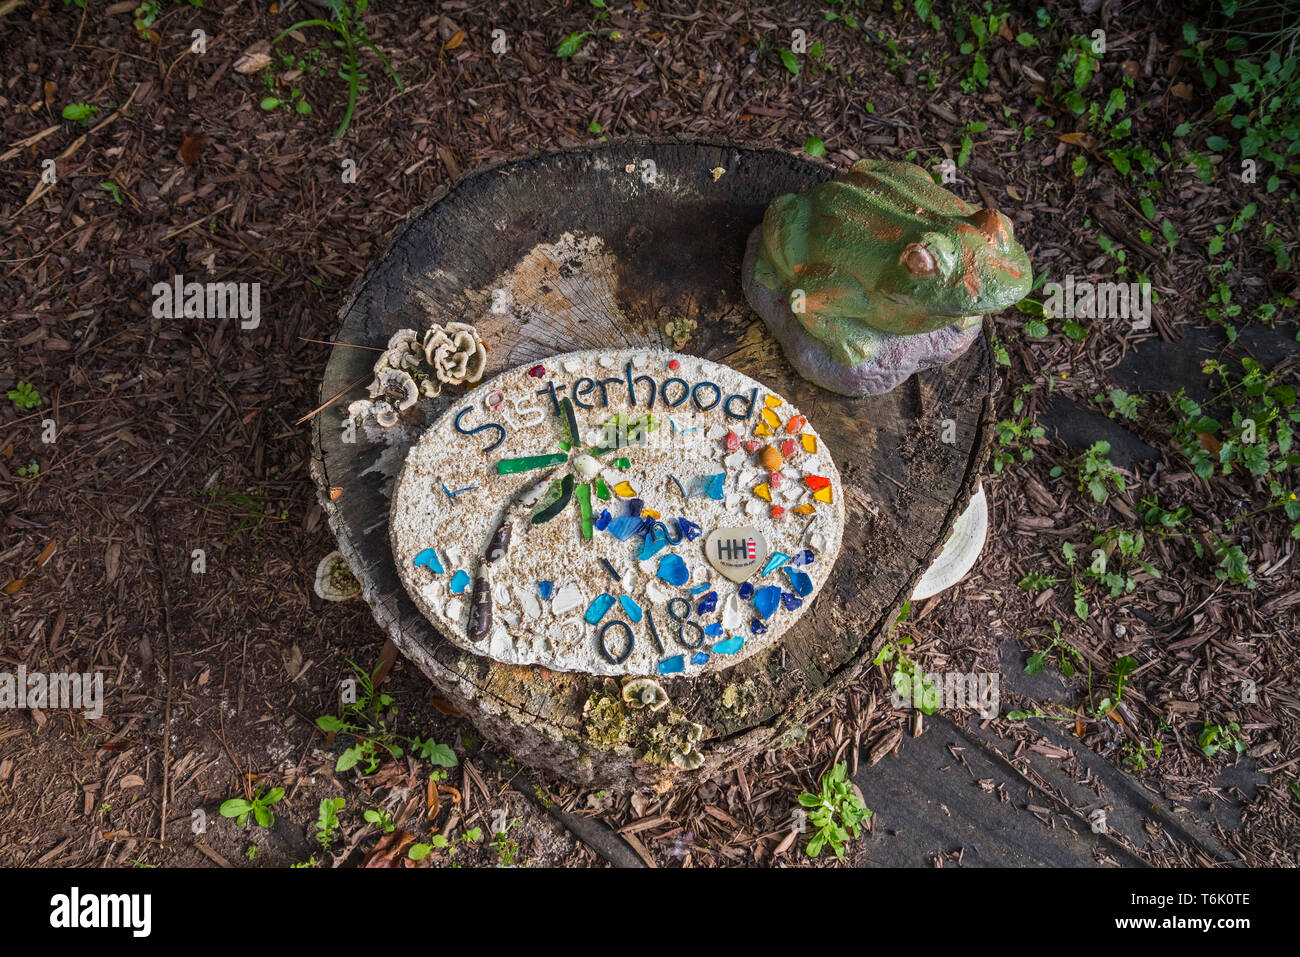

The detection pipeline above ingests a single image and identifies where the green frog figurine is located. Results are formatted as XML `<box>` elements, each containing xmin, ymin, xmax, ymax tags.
<box><xmin>742</xmin><ymin>159</ymin><xmax>1032</xmax><ymax>396</ymax></box>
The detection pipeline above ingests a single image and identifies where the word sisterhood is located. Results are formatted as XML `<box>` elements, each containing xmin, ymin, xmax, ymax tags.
<box><xmin>535</xmin><ymin>362</ymin><xmax>761</xmax><ymax>418</ymax></box>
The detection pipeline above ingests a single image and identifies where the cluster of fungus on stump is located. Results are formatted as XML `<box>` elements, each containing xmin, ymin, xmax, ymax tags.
<box><xmin>346</xmin><ymin>324</ymin><xmax>487</xmax><ymax>433</ymax></box>
<box><xmin>580</xmin><ymin>677</ymin><xmax>707</xmax><ymax>769</ymax></box>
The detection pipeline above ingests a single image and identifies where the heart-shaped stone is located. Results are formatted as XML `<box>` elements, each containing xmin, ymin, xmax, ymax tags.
<box><xmin>703</xmin><ymin>526</ymin><xmax>769</xmax><ymax>583</ymax></box>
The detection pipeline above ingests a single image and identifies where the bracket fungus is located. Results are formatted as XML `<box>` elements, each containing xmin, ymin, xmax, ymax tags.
<box><xmin>424</xmin><ymin>321</ymin><xmax>487</xmax><ymax>386</ymax></box>
<box><xmin>314</xmin><ymin>550</ymin><xmax>361</xmax><ymax>602</ymax></box>
<box><xmin>622</xmin><ymin>677</ymin><xmax>670</xmax><ymax>712</ymax></box>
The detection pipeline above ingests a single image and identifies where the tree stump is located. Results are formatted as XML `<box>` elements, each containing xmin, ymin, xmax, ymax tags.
<box><xmin>311</xmin><ymin>140</ymin><xmax>994</xmax><ymax>790</ymax></box>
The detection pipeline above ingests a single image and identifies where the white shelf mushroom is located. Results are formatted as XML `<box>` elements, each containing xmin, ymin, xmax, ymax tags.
<box><xmin>314</xmin><ymin>551</ymin><xmax>361</xmax><ymax>602</ymax></box>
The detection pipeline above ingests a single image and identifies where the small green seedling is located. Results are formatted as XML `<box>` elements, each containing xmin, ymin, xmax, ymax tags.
<box><xmin>220</xmin><ymin>784</ymin><xmax>285</xmax><ymax>828</ymax></box>
<box><xmin>272</xmin><ymin>0</ymin><xmax>403</xmax><ymax>140</ymax></box>
<box><xmin>61</xmin><ymin>103</ymin><xmax>100</xmax><ymax>125</ymax></box>
<box><xmin>1198</xmin><ymin>722</ymin><xmax>1247</xmax><ymax>759</ymax></box>
<box><xmin>491</xmin><ymin>820</ymin><xmax>523</xmax><ymax>867</ymax></box>
<box><xmin>316</xmin><ymin>797</ymin><xmax>345</xmax><ymax>847</ymax></box>
<box><xmin>409</xmin><ymin>827</ymin><xmax>482</xmax><ymax>863</ymax></box>
<box><xmin>363</xmin><ymin>808</ymin><xmax>394</xmax><ymax>833</ymax></box>
<box><xmin>1024</xmin><ymin>620</ymin><xmax>1083</xmax><ymax>678</ymax></box>
<box><xmin>797</xmin><ymin>762</ymin><xmax>872</xmax><ymax>860</ymax></box>
<box><xmin>8</xmin><ymin>381</ymin><xmax>41</xmax><ymax>409</ymax></box>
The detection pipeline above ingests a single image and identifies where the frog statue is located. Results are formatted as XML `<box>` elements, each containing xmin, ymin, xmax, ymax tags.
<box><xmin>741</xmin><ymin>159</ymin><xmax>1032</xmax><ymax>396</ymax></box>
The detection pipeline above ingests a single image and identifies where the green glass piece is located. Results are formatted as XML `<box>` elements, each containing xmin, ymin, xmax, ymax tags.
<box><xmin>595</xmin><ymin>477</ymin><xmax>610</xmax><ymax>501</ymax></box>
<box><xmin>531</xmin><ymin>474</ymin><xmax>573</xmax><ymax>525</ymax></box>
<box><xmin>497</xmin><ymin>452</ymin><xmax>567</xmax><ymax>475</ymax></box>
<box><xmin>559</xmin><ymin>397</ymin><xmax>581</xmax><ymax>448</ymax></box>
<box><xmin>558</xmin><ymin>440</ymin><xmax>572</xmax><ymax>452</ymax></box>
<box><xmin>575</xmin><ymin>483</ymin><xmax>593</xmax><ymax>540</ymax></box>
<box><xmin>614</xmin><ymin>457</ymin><xmax>631</xmax><ymax>470</ymax></box>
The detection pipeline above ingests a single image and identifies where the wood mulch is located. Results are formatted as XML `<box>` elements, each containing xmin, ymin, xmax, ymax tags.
<box><xmin>0</xmin><ymin>0</ymin><xmax>1294</xmax><ymax>867</ymax></box>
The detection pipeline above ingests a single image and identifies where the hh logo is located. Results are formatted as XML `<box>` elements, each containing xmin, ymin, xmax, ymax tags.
<box><xmin>716</xmin><ymin>537</ymin><xmax>757</xmax><ymax>563</ymax></box>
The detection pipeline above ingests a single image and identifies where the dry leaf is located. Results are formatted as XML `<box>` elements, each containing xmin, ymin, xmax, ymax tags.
<box><xmin>36</xmin><ymin>538</ymin><xmax>57</xmax><ymax>567</ymax></box>
<box><xmin>119</xmin><ymin>774</ymin><xmax>146</xmax><ymax>788</ymax></box>
<box><xmin>180</xmin><ymin>131</ymin><xmax>204</xmax><ymax>167</ymax></box>
<box><xmin>1058</xmin><ymin>131</ymin><xmax>1098</xmax><ymax>149</ymax></box>
<box><xmin>3</xmin><ymin>579</ymin><xmax>31</xmax><ymax>596</ymax></box>
<box><xmin>1171</xmin><ymin>82</ymin><xmax>1194</xmax><ymax>100</ymax></box>
<box><xmin>44</xmin><ymin>81</ymin><xmax>57</xmax><ymax>109</ymax></box>
<box><xmin>233</xmin><ymin>39</ymin><xmax>272</xmax><ymax>75</ymax></box>
<box><xmin>443</xmin><ymin>30</ymin><xmax>465</xmax><ymax>51</ymax></box>
<box><xmin>361</xmin><ymin>829</ymin><xmax>416</xmax><ymax>867</ymax></box>
<box><xmin>429</xmin><ymin>696</ymin><xmax>463</xmax><ymax>717</ymax></box>
<box><xmin>105</xmin><ymin>542</ymin><xmax>121</xmax><ymax>584</ymax></box>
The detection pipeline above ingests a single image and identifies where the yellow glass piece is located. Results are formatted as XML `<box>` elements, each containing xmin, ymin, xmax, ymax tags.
<box><xmin>643</xmin><ymin>508</ymin><xmax>660</xmax><ymax>519</ymax></box>
<box><xmin>801</xmin><ymin>433</ymin><xmax>817</xmax><ymax>453</ymax></box>
<box><xmin>754</xmin><ymin>484</ymin><xmax>771</xmax><ymax>502</ymax></box>
<box><xmin>760</xmin><ymin>407</ymin><xmax>781</xmax><ymax>428</ymax></box>
<box><xmin>754</xmin><ymin>421</ymin><xmax>773</xmax><ymax>436</ymax></box>
<box><xmin>813</xmin><ymin>486</ymin><xmax>833</xmax><ymax>504</ymax></box>
<box><xmin>764</xmin><ymin>394</ymin><xmax>782</xmax><ymax>409</ymax></box>
<box><xmin>793</xmin><ymin>503</ymin><xmax>815</xmax><ymax>514</ymax></box>
<box><xmin>613</xmin><ymin>481</ymin><xmax>637</xmax><ymax>497</ymax></box>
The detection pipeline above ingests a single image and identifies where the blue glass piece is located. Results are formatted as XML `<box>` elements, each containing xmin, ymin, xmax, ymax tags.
<box><xmin>690</xmin><ymin>581</ymin><xmax>712</xmax><ymax>596</ymax></box>
<box><xmin>593</xmin><ymin>509</ymin><xmax>612</xmax><ymax>532</ymax></box>
<box><xmin>703</xmin><ymin>622</ymin><xmax>723</xmax><ymax>637</ymax></box>
<box><xmin>781</xmin><ymin>591</ymin><xmax>803</xmax><ymax>611</ymax></box>
<box><xmin>701</xmin><ymin>473</ymin><xmax>725</xmax><ymax>500</ymax></box>
<box><xmin>619</xmin><ymin>594</ymin><xmax>643</xmax><ymax>623</ymax></box>
<box><xmin>749</xmin><ymin>619</ymin><xmax>768</xmax><ymax>635</ymax></box>
<box><xmin>677</xmin><ymin>518</ymin><xmax>702</xmax><ymax>542</ymax></box>
<box><xmin>753</xmin><ymin>585</ymin><xmax>781</xmax><ymax>619</ymax></box>
<box><xmin>712</xmin><ymin>635</ymin><xmax>744</xmax><ymax>655</ymax></box>
<box><xmin>538</xmin><ymin>580</ymin><xmax>554</xmax><ymax>601</ymax></box>
<box><xmin>697</xmin><ymin>591</ymin><xmax>718</xmax><ymax>615</ymax></box>
<box><xmin>738</xmin><ymin>582</ymin><xmax>755</xmax><ymax>601</ymax></box>
<box><xmin>658</xmin><ymin>655</ymin><xmax>685</xmax><ymax>675</ymax></box>
<box><xmin>449</xmin><ymin>569</ymin><xmax>471</xmax><ymax>594</ymax></box>
<box><xmin>790</xmin><ymin>548</ymin><xmax>815</xmax><ymax>567</ymax></box>
<box><xmin>607</xmin><ymin>515</ymin><xmax>644</xmax><ymax>541</ymax></box>
<box><xmin>783</xmin><ymin>567</ymin><xmax>813</xmax><ymax>598</ymax></box>
<box><xmin>657</xmin><ymin>554</ymin><xmax>689</xmax><ymax>587</ymax></box>
<box><xmin>413</xmin><ymin>548</ymin><xmax>444</xmax><ymax>574</ymax></box>
<box><xmin>639</xmin><ymin>525</ymin><xmax>670</xmax><ymax>560</ymax></box>
<box><xmin>691</xmin><ymin>651</ymin><xmax>709</xmax><ymax>665</ymax></box>
<box><xmin>762</xmin><ymin>552</ymin><xmax>791</xmax><ymax>577</ymax></box>
<box><xmin>584</xmin><ymin>593</ymin><xmax>616</xmax><ymax>625</ymax></box>
<box><xmin>627</xmin><ymin>498</ymin><xmax>644</xmax><ymax>518</ymax></box>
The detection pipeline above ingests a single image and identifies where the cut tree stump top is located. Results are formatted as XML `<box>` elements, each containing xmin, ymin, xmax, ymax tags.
<box><xmin>312</xmin><ymin>140</ymin><xmax>994</xmax><ymax>789</ymax></box>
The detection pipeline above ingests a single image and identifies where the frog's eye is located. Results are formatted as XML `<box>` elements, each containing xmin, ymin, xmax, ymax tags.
<box><xmin>970</xmin><ymin>208</ymin><xmax>1010</xmax><ymax>245</ymax></box>
<box><xmin>901</xmin><ymin>242</ymin><xmax>937</xmax><ymax>277</ymax></box>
